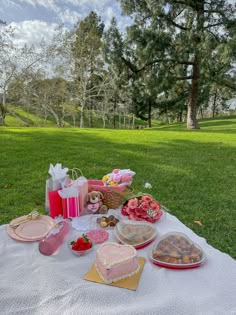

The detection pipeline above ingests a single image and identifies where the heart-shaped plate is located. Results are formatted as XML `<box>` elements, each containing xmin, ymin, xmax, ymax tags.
<box><xmin>114</xmin><ymin>220</ymin><xmax>157</xmax><ymax>249</ymax></box>
<box><xmin>150</xmin><ymin>232</ymin><xmax>206</xmax><ymax>269</ymax></box>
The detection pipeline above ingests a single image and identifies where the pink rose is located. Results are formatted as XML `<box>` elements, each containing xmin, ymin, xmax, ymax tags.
<box><xmin>129</xmin><ymin>213</ymin><xmax>139</xmax><ymax>221</ymax></box>
<box><xmin>141</xmin><ymin>195</ymin><xmax>153</xmax><ymax>203</ymax></box>
<box><xmin>150</xmin><ymin>201</ymin><xmax>160</xmax><ymax>211</ymax></box>
<box><xmin>128</xmin><ymin>198</ymin><xmax>139</xmax><ymax>209</ymax></box>
<box><xmin>134</xmin><ymin>207</ymin><xmax>143</xmax><ymax>216</ymax></box>
<box><xmin>141</xmin><ymin>212</ymin><xmax>149</xmax><ymax>219</ymax></box>
<box><xmin>141</xmin><ymin>202</ymin><xmax>150</xmax><ymax>211</ymax></box>
<box><xmin>121</xmin><ymin>205</ymin><xmax>129</xmax><ymax>216</ymax></box>
<box><xmin>126</xmin><ymin>207</ymin><xmax>135</xmax><ymax>215</ymax></box>
<box><xmin>153</xmin><ymin>211</ymin><xmax>162</xmax><ymax>221</ymax></box>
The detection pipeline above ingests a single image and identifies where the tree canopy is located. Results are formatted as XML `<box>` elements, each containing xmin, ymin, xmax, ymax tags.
<box><xmin>2</xmin><ymin>1</ymin><xmax>236</xmax><ymax>128</ymax></box>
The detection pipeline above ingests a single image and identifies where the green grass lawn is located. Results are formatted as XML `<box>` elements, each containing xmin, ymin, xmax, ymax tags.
<box><xmin>0</xmin><ymin>116</ymin><xmax>236</xmax><ymax>258</ymax></box>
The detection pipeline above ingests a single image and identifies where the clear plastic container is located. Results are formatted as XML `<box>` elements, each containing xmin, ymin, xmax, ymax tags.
<box><xmin>150</xmin><ymin>232</ymin><xmax>206</xmax><ymax>269</ymax></box>
<box><xmin>114</xmin><ymin>220</ymin><xmax>157</xmax><ymax>249</ymax></box>
<box><xmin>68</xmin><ymin>238</ymin><xmax>94</xmax><ymax>256</ymax></box>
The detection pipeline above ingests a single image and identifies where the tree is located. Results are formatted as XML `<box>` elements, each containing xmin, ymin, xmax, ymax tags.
<box><xmin>103</xmin><ymin>17</ymin><xmax>131</xmax><ymax>128</ymax></box>
<box><xmin>0</xmin><ymin>26</ymin><xmax>49</xmax><ymax>125</ymax></box>
<box><xmin>119</xmin><ymin>0</ymin><xmax>236</xmax><ymax>129</ymax></box>
<box><xmin>69</xmin><ymin>11</ymin><xmax>107</xmax><ymax>128</ymax></box>
<box><xmin>27</xmin><ymin>77</ymin><xmax>72</xmax><ymax>127</ymax></box>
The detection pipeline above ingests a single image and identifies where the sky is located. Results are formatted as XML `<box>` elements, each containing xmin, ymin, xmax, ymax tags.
<box><xmin>0</xmin><ymin>0</ymin><xmax>132</xmax><ymax>47</ymax></box>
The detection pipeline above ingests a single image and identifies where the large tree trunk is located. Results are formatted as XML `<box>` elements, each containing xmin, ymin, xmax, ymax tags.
<box><xmin>187</xmin><ymin>54</ymin><xmax>200</xmax><ymax>129</ymax></box>
<box><xmin>187</xmin><ymin>3</ymin><xmax>205</xmax><ymax>130</ymax></box>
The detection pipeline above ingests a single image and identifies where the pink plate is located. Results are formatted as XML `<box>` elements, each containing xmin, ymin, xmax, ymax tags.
<box><xmin>6</xmin><ymin>225</ymin><xmax>35</xmax><ymax>242</ymax></box>
<box><xmin>7</xmin><ymin>215</ymin><xmax>55</xmax><ymax>241</ymax></box>
<box><xmin>86</xmin><ymin>229</ymin><xmax>109</xmax><ymax>244</ymax></box>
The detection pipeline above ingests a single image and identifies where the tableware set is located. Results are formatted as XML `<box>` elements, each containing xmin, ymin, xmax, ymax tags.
<box><xmin>7</xmin><ymin>211</ymin><xmax>55</xmax><ymax>242</ymax></box>
<box><xmin>6</xmin><ymin>207</ymin><xmax>206</xmax><ymax>270</ymax></box>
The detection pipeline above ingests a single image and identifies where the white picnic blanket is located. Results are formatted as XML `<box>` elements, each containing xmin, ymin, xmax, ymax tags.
<box><xmin>0</xmin><ymin>211</ymin><xmax>236</xmax><ymax>315</ymax></box>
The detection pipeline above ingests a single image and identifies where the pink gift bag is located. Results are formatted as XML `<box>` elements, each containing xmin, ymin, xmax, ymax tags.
<box><xmin>62</xmin><ymin>197</ymin><xmax>80</xmax><ymax>219</ymax></box>
<box><xmin>69</xmin><ymin>168</ymin><xmax>88</xmax><ymax>216</ymax></box>
<box><xmin>48</xmin><ymin>189</ymin><xmax>63</xmax><ymax>218</ymax></box>
<box><xmin>77</xmin><ymin>176</ymin><xmax>88</xmax><ymax>215</ymax></box>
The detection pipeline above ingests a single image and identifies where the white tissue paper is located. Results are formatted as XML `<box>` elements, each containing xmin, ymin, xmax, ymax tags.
<box><xmin>58</xmin><ymin>181</ymin><xmax>79</xmax><ymax>199</ymax></box>
<box><xmin>48</xmin><ymin>163</ymin><xmax>69</xmax><ymax>181</ymax></box>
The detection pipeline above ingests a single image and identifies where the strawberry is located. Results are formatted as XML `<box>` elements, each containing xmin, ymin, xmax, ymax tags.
<box><xmin>76</xmin><ymin>238</ymin><xmax>85</xmax><ymax>246</ymax></box>
<box><xmin>71</xmin><ymin>234</ymin><xmax>92</xmax><ymax>252</ymax></box>
<box><xmin>78</xmin><ymin>244</ymin><xmax>86</xmax><ymax>250</ymax></box>
<box><xmin>72</xmin><ymin>243</ymin><xmax>79</xmax><ymax>251</ymax></box>
<box><xmin>83</xmin><ymin>242</ymin><xmax>91</xmax><ymax>250</ymax></box>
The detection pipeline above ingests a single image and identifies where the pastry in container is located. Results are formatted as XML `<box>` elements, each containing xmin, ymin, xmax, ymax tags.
<box><xmin>150</xmin><ymin>232</ymin><xmax>206</xmax><ymax>269</ymax></box>
<box><xmin>114</xmin><ymin>220</ymin><xmax>157</xmax><ymax>249</ymax></box>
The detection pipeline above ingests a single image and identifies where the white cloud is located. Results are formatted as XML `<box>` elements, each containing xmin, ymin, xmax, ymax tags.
<box><xmin>64</xmin><ymin>0</ymin><xmax>111</xmax><ymax>7</ymax></box>
<box><xmin>18</xmin><ymin>0</ymin><xmax>58</xmax><ymax>10</ymax></box>
<box><xmin>117</xmin><ymin>16</ymin><xmax>132</xmax><ymax>33</ymax></box>
<box><xmin>9</xmin><ymin>20</ymin><xmax>59</xmax><ymax>47</ymax></box>
<box><xmin>104</xmin><ymin>6</ymin><xmax>116</xmax><ymax>20</ymax></box>
<box><xmin>3</xmin><ymin>0</ymin><xmax>22</xmax><ymax>10</ymax></box>
<box><xmin>57</xmin><ymin>8</ymin><xmax>81</xmax><ymax>25</ymax></box>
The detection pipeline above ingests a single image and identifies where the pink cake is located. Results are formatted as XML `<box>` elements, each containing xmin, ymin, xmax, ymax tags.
<box><xmin>95</xmin><ymin>242</ymin><xmax>139</xmax><ymax>284</ymax></box>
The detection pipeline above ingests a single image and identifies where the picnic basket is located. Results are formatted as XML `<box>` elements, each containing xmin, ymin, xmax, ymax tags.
<box><xmin>88</xmin><ymin>180</ymin><xmax>133</xmax><ymax>209</ymax></box>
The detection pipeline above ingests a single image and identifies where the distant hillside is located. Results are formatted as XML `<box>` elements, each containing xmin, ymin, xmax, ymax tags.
<box><xmin>2</xmin><ymin>105</ymin><xmax>236</xmax><ymax>130</ymax></box>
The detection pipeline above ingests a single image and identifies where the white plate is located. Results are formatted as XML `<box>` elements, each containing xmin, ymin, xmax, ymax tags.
<box><xmin>11</xmin><ymin>215</ymin><xmax>55</xmax><ymax>241</ymax></box>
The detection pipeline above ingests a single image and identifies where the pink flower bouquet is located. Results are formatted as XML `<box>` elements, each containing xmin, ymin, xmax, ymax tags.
<box><xmin>121</xmin><ymin>194</ymin><xmax>163</xmax><ymax>223</ymax></box>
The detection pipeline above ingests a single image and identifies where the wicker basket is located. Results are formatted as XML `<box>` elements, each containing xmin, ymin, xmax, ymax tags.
<box><xmin>88</xmin><ymin>180</ymin><xmax>133</xmax><ymax>209</ymax></box>
<box><xmin>103</xmin><ymin>187</ymin><xmax>133</xmax><ymax>209</ymax></box>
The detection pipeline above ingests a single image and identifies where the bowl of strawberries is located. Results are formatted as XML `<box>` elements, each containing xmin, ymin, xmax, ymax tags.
<box><xmin>68</xmin><ymin>234</ymin><xmax>93</xmax><ymax>256</ymax></box>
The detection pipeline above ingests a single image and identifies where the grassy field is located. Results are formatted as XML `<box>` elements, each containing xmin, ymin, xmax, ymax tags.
<box><xmin>0</xmin><ymin>116</ymin><xmax>236</xmax><ymax>258</ymax></box>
